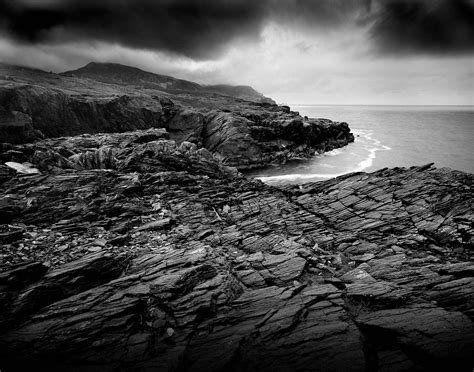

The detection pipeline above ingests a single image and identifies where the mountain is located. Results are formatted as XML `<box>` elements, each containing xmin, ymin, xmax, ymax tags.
<box><xmin>62</xmin><ymin>62</ymin><xmax>201</xmax><ymax>93</ymax></box>
<box><xmin>63</xmin><ymin>62</ymin><xmax>276</xmax><ymax>104</ymax></box>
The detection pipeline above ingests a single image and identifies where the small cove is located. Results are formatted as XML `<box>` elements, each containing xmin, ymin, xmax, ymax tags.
<box><xmin>246</xmin><ymin>105</ymin><xmax>474</xmax><ymax>185</ymax></box>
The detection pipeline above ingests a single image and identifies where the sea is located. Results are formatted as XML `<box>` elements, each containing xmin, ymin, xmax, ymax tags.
<box><xmin>246</xmin><ymin>105</ymin><xmax>474</xmax><ymax>185</ymax></box>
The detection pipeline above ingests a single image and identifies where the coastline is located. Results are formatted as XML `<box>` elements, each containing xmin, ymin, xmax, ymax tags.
<box><xmin>0</xmin><ymin>63</ymin><xmax>354</xmax><ymax>171</ymax></box>
<box><xmin>0</xmin><ymin>63</ymin><xmax>473</xmax><ymax>371</ymax></box>
<box><xmin>245</xmin><ymin>128</ymin><xmax>392</xmax><ymax>184</ymax></box>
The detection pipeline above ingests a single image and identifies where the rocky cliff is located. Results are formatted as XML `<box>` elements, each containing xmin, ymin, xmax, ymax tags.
<box><xmin>0</xmin><ymin>129</ymin><xmax>473</xmax><ymax>371</ymax></box>
<box><xmin>0</xmin><ymin>62</ymin><xmax>353</xmax><ymax>169</ymax></box>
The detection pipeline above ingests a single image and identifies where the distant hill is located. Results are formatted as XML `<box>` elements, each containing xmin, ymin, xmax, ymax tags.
<box><xmin>62</xmin><ymin>62</ymin><xmax>201</xmax><ymax>92</ymax></box>
<box><xmin>204</xmin><ymin>84</ymin><xmax>275</xmax><ymax>104</ymax></box>
<box><xmin>63</xmin><ymin>62</ymin><xmax>275</xmax><ymax>104</ymax></box>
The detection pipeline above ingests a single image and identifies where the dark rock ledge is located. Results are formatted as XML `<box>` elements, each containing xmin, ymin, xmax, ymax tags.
<box><xmin>0</xmin><ymin>130</ymin><xmax>473</xmax><ymax>372</ymax></box>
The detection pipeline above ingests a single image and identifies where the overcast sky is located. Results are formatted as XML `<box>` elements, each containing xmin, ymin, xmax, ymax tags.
<box><xmin>0</xmin><ymin>0</ymin><xmax>473</xmax><ymax>105</ymax></box>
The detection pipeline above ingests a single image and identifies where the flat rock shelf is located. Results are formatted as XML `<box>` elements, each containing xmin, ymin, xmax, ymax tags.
<box><xmin>0</xmin><ymin>129</ymin><xmax>473</xmax><ymax>371</ymax></box>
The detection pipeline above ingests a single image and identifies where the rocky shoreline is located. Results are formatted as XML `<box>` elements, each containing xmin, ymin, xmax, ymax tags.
<box><xmin>0</xmin><ymin>63</ymin><xmax>353</xmax><ymax>170</ymax></box>
<box><xmin>0</xmin><ymin>62</ymin><xmax>473</xmax><ymax>371</ymax></box>
<box><xmin>0</xmin><ymin>125</ymin><xmax>473</xmax><ymax>371</ymax></box>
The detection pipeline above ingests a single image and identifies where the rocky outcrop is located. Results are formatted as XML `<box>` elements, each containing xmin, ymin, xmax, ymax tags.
<box><xmin>0</xmin><ymin>108</ymin><xmax>40</xmax><ymax>143</ymax></box>
<box><xmin>0</xmin><ymin>63</ymin><xmax>354</xmax><ymax>169</ymax></box>
<box><xmin>1</xmin><ymin>129</ymin><xmax>238</xmax><ymax>180</ymax></box>
<box><xmin>0</xmin><ymin>85</ymin><xmax>170</xmax><ymax>141</ymax></box>
<box><xmin>203</xmin><ymin>107</ymin><xmax>353</xmax><ymax>169</ymax></box>
<box><xmin>0</xmin><ymin>129</ymin><xmax>472</xmax><ymax>371</ymax></box>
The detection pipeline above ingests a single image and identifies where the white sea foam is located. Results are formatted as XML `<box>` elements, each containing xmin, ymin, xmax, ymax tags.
<box><xmin>257</xmin><ymin>128</ymin><xmax>391</xmax><ymax>184</ymax></box>
<box><xmin>320</xmin><ymin>163</ymin><xmax>336</xmax><ymax>169</ymax></box>
<box><xmin>324</xmin><ymin>148</ymin><xmax>343</xmax><ymax>156</ymax></box>
<box><xmin>344</xmin><ymin>129</ymin><xmax>391</xmax><ymax>172</ymax></box>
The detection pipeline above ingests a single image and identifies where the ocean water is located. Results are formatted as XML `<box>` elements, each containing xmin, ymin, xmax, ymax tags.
<box><xmin>247</xmin><ymin>105</ymin><xmax>474</xmax><ymax>185</ymax></box>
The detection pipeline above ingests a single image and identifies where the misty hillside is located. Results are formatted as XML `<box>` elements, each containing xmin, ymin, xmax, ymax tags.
<box><xmin>63</xmin><ymin>62</ymin><xmax>275</xmax><ymax>104</ymax></box>
<box><xmin>204</xmin><ymin>84</ymin><xmax>274</xmax><ymax>103</ymax></box>
<box><xmin>62</xmin><ymin>62</ymin><xmax>201</xmax><ymax>92</ymax></box>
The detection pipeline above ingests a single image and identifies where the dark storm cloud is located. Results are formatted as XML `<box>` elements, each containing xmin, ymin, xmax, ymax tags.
<box><xmin>0</xmin><ymin>0</ymin><xmax>473</xmax><ymax>59</ymax></box>
<box><xmin>268</xmin><ymin>0</ymin><xmax>368</xmax><ymax>27</ymax></box>
<box><xmin>0</xmin><ymin>0</ymin><xmax>370</xmax><ymax>59</ymax></box>
<box><xmin>0</xmin><ymin>0</ymin><xmax>268</xmax><ymax>59</ymax></box>
<box><xmin>370</xmin><ymin>0</ymin><xmax>474</xmax><ymax>54</ymax></box>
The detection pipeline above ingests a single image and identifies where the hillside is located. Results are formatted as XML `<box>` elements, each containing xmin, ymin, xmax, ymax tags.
<box><xmin>62</xmin><ymin>62</ymin><xmax>202</xmax><ymax>93</ymax></box>
<box><xmin>63</xmin><ymin>62</ymin><xmax>275</xmax><ymax>104</ymax></box>
<box><xmin>204</xmin><ymin>84</ymin><xmax>275</xmax><ymax>104</ymax></box>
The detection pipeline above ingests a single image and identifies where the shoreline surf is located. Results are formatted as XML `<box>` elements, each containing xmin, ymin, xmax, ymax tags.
<box><xmin>254</xmin><ymin>128</ymin><xmax>392</xmax><ymax>184</ymax></box>
<box><xmin>251</xmin><ymin>104</ymin><xmax>473</xmax><ymax>184</ymax></box>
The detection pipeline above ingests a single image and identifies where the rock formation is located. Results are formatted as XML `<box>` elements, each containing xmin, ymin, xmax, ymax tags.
<box><xmin>0</xmin><ymin>127</ymin><xmax>472</xmax><ymax>371</ymax></box>
<box><xmin>0</xmin><ymin>63</ymin><xmax>353</xmax><ymax>169</ymax></box>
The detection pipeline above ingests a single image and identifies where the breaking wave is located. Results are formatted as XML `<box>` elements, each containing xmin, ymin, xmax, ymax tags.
<box><xmin>257</xmin><ymin>129</ymin><xmax>391</xmax><ymax>184</ymax></box>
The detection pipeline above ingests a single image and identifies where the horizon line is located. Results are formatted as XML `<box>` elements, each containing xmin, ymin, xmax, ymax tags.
<box><xmin>286</xmin><ymin>103</ymin><xmax>474</xmax><ymax>107</ymax></box>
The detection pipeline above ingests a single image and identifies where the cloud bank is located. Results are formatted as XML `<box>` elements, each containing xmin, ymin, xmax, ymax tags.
<box><xmin>1</xmin><ymin>0</ymin><xmax>473</xmax><ymax>59</ymax></box>
<box><xmin>371</xmin><ymin>0</ymin><xmax>474</xmax><ymax>54</ymax></box>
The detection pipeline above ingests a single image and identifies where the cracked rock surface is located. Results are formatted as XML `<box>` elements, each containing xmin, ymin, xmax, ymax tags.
<box><xmin>0</xmin><ymin>131</ymin><xmax>473</xmax><ymax>371</ymax></box>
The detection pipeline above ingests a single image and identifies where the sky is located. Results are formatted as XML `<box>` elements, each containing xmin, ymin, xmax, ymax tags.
<box><xmin>0</xmin><ymin>0</ymin><xmax>473</xmax><ymax>105</ymax></box>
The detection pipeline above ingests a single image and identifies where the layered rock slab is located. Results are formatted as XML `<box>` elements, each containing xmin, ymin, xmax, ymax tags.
<box><xmin>0</xmin><ymin>135</ymin><xmax>473</xmax><ymax>371</ymax></box>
